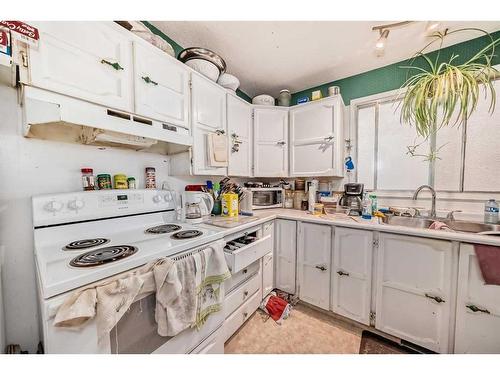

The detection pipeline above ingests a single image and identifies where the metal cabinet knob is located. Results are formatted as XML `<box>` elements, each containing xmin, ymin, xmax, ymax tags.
<box><xmin>101</xmin><ymin>59</ymin><xmax>124</xmax><ymax>71</ymax></box>
<box><xmin>243</xmin><ymin>291</ymin><xmax>249</xmax><ymax>297</ymax></box>
<box><xmin>315</xmin><ymin>265</ymin><xmax>327</xmax><ymax>271</ymax></box>
<box><xmin>277</xmin><ymin>141</ymin><xmax>286</xmax><ymax>146</ymax></box>
<box><xmin>337</xmin><ymin>270</ymin><xmax>349</xmax><ymax>276</ymax></box>
<box><xmin>466</xmin><ymin>304</ymin><xmax>490</xmax><ymax>314</ymax></box>
<box><xmin>425</xmin><ymin>293</ymin><xmax>445</xmax><ymax>303</ymax></box>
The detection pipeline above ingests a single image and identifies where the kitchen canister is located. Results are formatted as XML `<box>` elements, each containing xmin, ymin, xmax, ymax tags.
<box><xmin>328</xmin><ymin>86</ymin><xmax>340</xmax><ymax>96</ymax></box>
<box><xmin>278</xmin><ymin>89</ymin><xmax>291</xmax><ymax>107</ymax></box>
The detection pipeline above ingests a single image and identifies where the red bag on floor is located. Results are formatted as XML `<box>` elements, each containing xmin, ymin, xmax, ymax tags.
<box><xmin>260</xmin><ymin>292</ymin><xmax>291</xmax><ymax>324</ymax></box>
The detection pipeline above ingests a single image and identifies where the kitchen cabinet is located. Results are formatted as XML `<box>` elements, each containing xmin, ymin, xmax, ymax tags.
<box><xmin>133</xmin><ymin>41</ymin><xmax>190</xmax><ymax>128</ymax></box>
<box><xmin>27</xmin><ymin>22</ymin><xmax>134</xmax><ymax>112</ymax></box>
<box><xmin>227</xmin><ymin>94</ymin><xmax>253</xmax><ymax>176</ymax></box>
<box><xmin>191</xmin><ymin>73</ymin><xmax>227</xmax><ymax>175</ymax></box>
<box><xmin>262</xmin><ymin>221</ymin><xmax>275</xmax><ymax>297</ymax></box>
<box><xmin>297</xmin><ymin>222</ymin><xmax>332</xmax><ymax>310</ymax></box>
<box><xmin>253</xmin><ymin>107</ymin><xmax>289</xmax><ymax>177</ymax></box>
<box><xmin>454</xmin><ymin>244</ymin><xmax>500</xmax><ymax>353</ymax></box>
<box><xmin>375</xmin><ymin>233</ymin><xmax>454</xmax><ymax>353</ymax></box>
<box><xmin>331</xmin><ymin>228</ymin><xmax>373</xmax><ymax>325</ymax></box>
<box><xmin>274</xmin><ymin>219</ymin><xmax>297</xmax><ymax>294</ymax></box>
<box><xmin>289</xmin><ymin>96</ymin><xmax>344</xmax><ymax>177</ymax></box>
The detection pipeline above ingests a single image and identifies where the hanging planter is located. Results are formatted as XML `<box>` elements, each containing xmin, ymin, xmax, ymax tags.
<box><xmin>398</xmin><ymin>28</ymin><xmax>500</xmax><ymax>159</ymax></box>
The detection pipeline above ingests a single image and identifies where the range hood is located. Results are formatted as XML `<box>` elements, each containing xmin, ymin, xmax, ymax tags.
<box><xmin>22</xmin><ymin>86</ymin><xmax>192</xmax><ymax>153</ymax></box>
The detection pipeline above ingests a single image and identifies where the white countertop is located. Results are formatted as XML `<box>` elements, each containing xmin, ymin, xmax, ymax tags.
<box><xmin>204</xmin><ymin>209</ymin><xmax>500</xmax><ymax>247</ymax></box>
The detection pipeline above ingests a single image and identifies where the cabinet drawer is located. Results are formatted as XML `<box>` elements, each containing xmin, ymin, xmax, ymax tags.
<box><xmin>224</xmin><ymin>235</ymin><xmax>272</xmax><ymax>273</ymax></box>
<box><xmin>190</xmin><ymin>327</ymin><xmax>224</xmax><ymax>354</ymax></box>
<box><xmin>223</xmin><ymin>289</ymin><xmax>261</xmax><ymax>343</ymax></box>
<box><xmin>224</xmin><ymin>260</ymin><xmax>260</xmax><ymax>293</ymax></box>
<box><xmin>224</xmin><ymin>271</ymin><xmax>262</xmax><ymax>318</ymax></box>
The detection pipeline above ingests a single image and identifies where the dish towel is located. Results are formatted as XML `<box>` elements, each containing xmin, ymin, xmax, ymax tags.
<box><xmin>154</xmin><ymin>256</ymin><xmax>197</xmax><ymax>337</ymax></box>
<box><xmin>207</xmin><ymin>133</ymin><xmax>228</xmax><ymax>167</ymax></box>
<box><xmin>473</xmin><ymin>244</ymin><xmax>500</xmax><ymax>285</ymax></box>
<box><xmin>192</xmin><ymin>240</ymin><xmax>231</xmax><ymax>329</ymax></box>
<box><xmin>429</xmin><ymin>221</ymin><xmax>454</xmax><ymax>231</ymax></box>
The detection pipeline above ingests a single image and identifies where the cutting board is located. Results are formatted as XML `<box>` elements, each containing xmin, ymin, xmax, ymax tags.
<box><xmin>207</xmin><ymin>215</ymin><xmax>260</xmax><ymax>228</ymax></box>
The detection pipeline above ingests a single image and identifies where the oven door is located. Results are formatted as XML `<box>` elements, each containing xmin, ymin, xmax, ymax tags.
<box><xmin>42</xmin><ymin>290</ymin><xmax>224</xmax><ymax>354</ymax></box>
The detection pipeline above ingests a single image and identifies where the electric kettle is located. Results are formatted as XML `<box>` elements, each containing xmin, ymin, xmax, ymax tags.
<box><xmin>182</xmin><ymin>191</ymin><xmax>214</xmax><ymax>223</ymax></box>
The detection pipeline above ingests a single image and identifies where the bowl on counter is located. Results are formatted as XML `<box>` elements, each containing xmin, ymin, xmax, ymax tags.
<box><xmin>252</xmin><ymin>94</ymin><xmax>275</xmax><ymax>106</ymax></box>
<box><xmin>217</xmin><ymin>73</ymin><xmax>240</xmax><ymax>91</ymax></box>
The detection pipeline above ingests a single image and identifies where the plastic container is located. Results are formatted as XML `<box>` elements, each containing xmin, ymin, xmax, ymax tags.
<box><xmin>484</xmin><ymin>199</ymin><xmax>499</xmax><ymax>224</ymax></box>
<box><xmin>278</xmin><ymin>89</ymin><xmax>291</xmax><ymax>107</ymax></box>
<box><xmin>113</xmin><ymin>174</ymin><xmax>128</xmax><ymax>189</ymax></box>
<box><xmin>369</xmin><ymin>193</ymin><xmax>377</xmax><ymax>214</ymax></box>
<box><xmin>293</xmin><ymin>191</ymin><xmax>306</xmax><ymax>209</ymax></box>
<box><xmin>81</xmin><ymin>168</ymin><xmax>96</xmax><ymax>191</ymax></box>
<box><xmin>221</xmin><ymin>193</ymin><xmax>239</xmax><ymax>217</ymax></box>
<box><xmin>127</xmin><ymin>177</ymin><xmax>136</xmax><ymax>189</ymax></box>
<box><xmin>96</xmin><ymin>174</ymin><xmax>112</xmax><ymax>190</ymax></box>
<box><xmin>313</xmin><ymin>203</ymin><xmax>324</xmax><ymax>216</ymax></box>
<box><xmin>145</xmin><ymin>167</ymin><xmax>156</xmax><ymax>189</ymax></box>
<box><xmin>284</xmin><ymin>190</ymin><xmax>294</xmax><ymax>208</ymax></box>
<box><xmin>361</xmin><ymin>193</ymin><xmax>372</xmax><ymax>219</ymax></box>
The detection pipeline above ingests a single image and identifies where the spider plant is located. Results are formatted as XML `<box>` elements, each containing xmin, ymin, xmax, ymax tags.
<box><xmin>399</xmin><ymin>28</ymin><xmax>500</xmax><ymax>139</ymax></box>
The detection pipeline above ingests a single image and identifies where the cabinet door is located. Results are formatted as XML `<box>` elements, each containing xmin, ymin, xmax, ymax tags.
<box><xmin>253</xmin><ymin>108</ymin><xmax>288</xmax><ymax>177</ymax></box>
<box><xmin>191</xmin><ymin>74</ymin><xmax>227</xmax><ymax>175</ymax></box>
<box><xmin>274</xmin><ymin>219</ymin><xmax>296</xmax><ymax>294</ymax></box>
<box><xmin>290</xmin><ymin>97</ymin><xmax>343</xmax><ymax>177</ymax></box>
<box><xmin>331</xmin><ymin>228</ymin><xmax>373</xmax><ymax>324</ymax></box>
<box><xmin>375</xmin><ymin>233</ymin><xmax>454</xmax><ymax>353</ymax></box>
<box><xmin>133</xmin><ymin>42</ymin><xmax>189</xmax><ymax>127</ymax></box>
<box><xmin>297</xmin><ymin>222</ymin><xmax>332</xmax><ymax>310</ymax></box>
<box><xmin>227</xmin><ymin>95</ymin><xmax>252</xmax><ymax>176</ymax></box>
<box><xmin>28</xmin><ymin>22</ymin><xmax>133</xmax><ymax>112</ymax></box>
<box><xmin>454</xmin><ymin>244</ymin><xmax>500</xmax><ymax>353</ymax></box>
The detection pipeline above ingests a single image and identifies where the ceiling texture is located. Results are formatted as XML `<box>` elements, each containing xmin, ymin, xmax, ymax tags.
<box><xmin>151</xmin><ymin>21</ymin><xmax>500</xmax><ymax>98</ymax></box>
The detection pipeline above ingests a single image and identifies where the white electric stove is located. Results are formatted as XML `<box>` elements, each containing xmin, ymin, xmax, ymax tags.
<box><xmin>32</xmin><ymin>189</ymin><xmax>226</xmax><ymax>354</ymax></box>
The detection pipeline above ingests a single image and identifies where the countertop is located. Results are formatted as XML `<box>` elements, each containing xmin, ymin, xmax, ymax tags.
<box><xmin>203</xmin><ymin>209</ymin><xmax>500</xmax><ymax>247</ymax></box>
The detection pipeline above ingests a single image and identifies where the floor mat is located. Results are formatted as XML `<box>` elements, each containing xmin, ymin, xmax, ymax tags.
<box><xmin>359</xmin><ymin>331</ymin><xmax>420</xmax><ymax>354</ymax></box>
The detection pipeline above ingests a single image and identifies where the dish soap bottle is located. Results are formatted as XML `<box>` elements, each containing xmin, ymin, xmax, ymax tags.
<box><xmin>361</xmin><ymin>193</ymin><xmax>372</xmax><ymax>219</ymax></box>
<box><xmin>484</xmin><ymin>199</ymin><xmax>499</xmax><ymax>224</ymax></box>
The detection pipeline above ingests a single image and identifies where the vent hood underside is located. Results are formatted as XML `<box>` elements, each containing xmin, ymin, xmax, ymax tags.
<box><xmin>22</xmin><ymin>86</ymin><xmax>192</xmax><ymax>155</ymax></box>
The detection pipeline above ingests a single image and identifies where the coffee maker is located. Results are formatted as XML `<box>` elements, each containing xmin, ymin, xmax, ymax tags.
<box><xmin>338</xmin><ymin>183</ymin><xmax>364</xmax><ymax>216</ymax></box>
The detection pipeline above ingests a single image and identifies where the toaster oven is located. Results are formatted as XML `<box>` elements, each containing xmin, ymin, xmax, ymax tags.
<box><xmin>248</xmin><ymin>187</ymin><xmax>283</xmax><ymax>210</ymax></box>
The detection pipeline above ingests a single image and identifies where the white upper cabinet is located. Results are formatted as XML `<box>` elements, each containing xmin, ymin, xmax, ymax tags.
<box><xmin>253</xmin><ymin>107</ymin><xmax>289</xmax><ymax>177</ymax></box>
<box><xmin>289</xmin><ymin>97</ymin><xmax>344</xmax><ymax>177</ymax></box>
<box><xmin>227</xmin><ymin>94</ymin><xmax>253</xmax><ymax>177</ymax></box>
<box><xmin>133</xmin><ymin>42</ymin><xmax>190</xmax><ymax>128</ymax></box>
<box><xmin>297</xmin><ymin>222</ymin><xmax>332</xmax><ymax>310</ymax></box>
<box><xmin>190</xmin><ymin>73</ymin><xmax>227</xmax><ymax>175</ymax></box>
<box><xmin>28</xmin><ymin>22</ymin><xmax>133</xmax><ymax>112</ymax></box>
<box><xmin>375</xmin><ymin>233</ymin><xmax>454</xmax><ymax>353</ymax></box>
<box><xmin>454</xmin><ymin>244</ymin><xmax>500</xmax><ymax>353</ymax></box>
<box><xmin>331</xmin><ymin>228</ymin><xmax>373</xmax><ymax>325</ymax></box>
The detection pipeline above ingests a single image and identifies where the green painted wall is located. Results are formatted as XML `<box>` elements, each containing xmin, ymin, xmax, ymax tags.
<box><xmin>291</xmin><ymin>30</ymin><xmax>500</xmax><ymax>105</ymax></box>
<box><xmin>142</xmin><ymin>21</ymin><xmax>253</xmax><ymax>103</ymax></box>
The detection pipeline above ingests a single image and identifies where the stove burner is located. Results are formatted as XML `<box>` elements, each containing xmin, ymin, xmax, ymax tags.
<box><xmin>64</xmin><ymin>238</ymin><xmax>110</xmax><ymax>251</ymax></box>
<box><xmin>145</xmin><ymin>224</ymin><xmax>182</xmax><ymax>234</ymax></box>
<box><xmin>69</xmin><ymin>245</ymin><xmax>138</xmax><ymax>268</ymax></box>
<box><xmin>171</xmin><ymin>230</ymin><xmax>203</xmax><ymax>240</ymax></box>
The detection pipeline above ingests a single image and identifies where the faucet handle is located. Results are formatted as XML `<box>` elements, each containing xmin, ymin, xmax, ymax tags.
<box><xmin>446</xmin><ymin>210</ymin><xmax>462</xmax><ymax>220</ymax></box>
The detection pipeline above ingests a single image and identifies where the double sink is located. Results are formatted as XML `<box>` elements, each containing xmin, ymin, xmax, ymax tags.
<box><xmin>381</xmin><ymin>215</ymin><xmax>500</xmax><ymax>235</ymax></box>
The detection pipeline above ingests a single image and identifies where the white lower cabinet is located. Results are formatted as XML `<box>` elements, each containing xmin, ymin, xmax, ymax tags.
<box><xmin>297</xmin><ymin>222</ymin><xmax>332</xmax><ymax>310</ymax></box>
<box><xmin>375</xmin><ymin>233</ymin><xmax>455</xmax><ymax>353</ymax></box>
<box><xmin>454</xmin><ymin>244</ymin><xmax>500</xmax><ymax>353</ymax></box>
<box><xmin>274</xmin><ymin>219</ymin><xmax>297</xmax><ymax>294</ymax></box>
<box><xmin>331</xmin><ymin>228</ymin><xmax>373</xmax><ymax>325</ymax></box>
<box><xmin>190</xmin><ymin>327</ymin><xmax>224</xmax><ymax>354</ymax></box>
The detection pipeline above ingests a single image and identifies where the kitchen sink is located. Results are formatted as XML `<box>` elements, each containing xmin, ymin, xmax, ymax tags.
<box><xmin>381</xmin><ymin>215</ymin><xmax>500</xmax><ymax>235</ymax></box>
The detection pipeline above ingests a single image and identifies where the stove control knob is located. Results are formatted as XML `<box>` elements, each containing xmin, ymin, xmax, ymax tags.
<box><xmin>164</xmin><ymin>191</ymin><xmax>173</xmax><ymax>202</ymax></box>
<box><xmin>68</xmin><ymin>199</ymin><xmax>85</xmax><ymax>211</ymax></box>
<box><xmin>153</xmin><ymin>195</ymin><xmax>164</xmax><ymax>203</ymax></box>
<box><xmin>44</xmin><ymin>200</ymin><xmax>64</xmax><ymax>213</ymax></box>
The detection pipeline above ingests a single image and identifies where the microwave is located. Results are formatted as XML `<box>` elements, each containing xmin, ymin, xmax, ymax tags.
<box><xmin>248</xmin><ymin>187</ymin><xmax>283</xmax><ymax>209</ymax></box>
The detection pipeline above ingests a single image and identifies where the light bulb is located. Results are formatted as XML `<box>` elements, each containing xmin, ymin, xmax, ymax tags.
<box><xmin>375</xmin><ymin>29</ymin><xmax>389</xmax><ymax>55</ymax></box>
<box><xmin>426</xmin><ymin>21</ymin><xmax>441</xmax><ymax>32</ymax></box>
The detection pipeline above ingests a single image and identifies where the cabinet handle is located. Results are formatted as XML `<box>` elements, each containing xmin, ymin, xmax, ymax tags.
<box><xmin>242</xmin><ymin>269</ymin><xmax>248</xmax><ymax>274</ymax></box>
<box><xmin>216</xmin><ymin>129</ymin><xmax>225</xmax><ymax>135</ymax></box>
<box><xmin>243</xmin><ymin>312</ymin><xmax>248</xmax><ymax>318</ymax></box>
<box><xmin>243</xmin><ymin>291</ymin><xmax>249</xmax><ymax>297</ymax></box>
<box><xmin>277</xmin><ymin>141</ymin><xmax>286</xmax><ymax>146</ymax></box>
<box><xmin>337</xmin><ymin>270</ymin><xmax>349</xmax><ymax>276</ymax></box>
<box><xmin>466</xmin><ymin>304</ymin><xmax>490</xmax><ymax>314</ymax></box>
<box><xmin>425</xmin><ymin>293</ymin><xmax>445</xmax><ymax>303</ymax></box>
<box><xmin>315</xmin><ymin>265</ymin><xmax>327</xmax><ymax>271</ymax></box>
<box><xmin>101</xmin><ymin>59</ymin><xmax>124</xmax><ymax>71</ymax></box>
<box><xmin>324</xmin><ymin>135</ymin><xmax>334</xmax><ymax>142</ymax></box>
<box><xmin>141</xmin><ymin>76</ymin><xmax>158</xmax><ymax>85</ymax></box>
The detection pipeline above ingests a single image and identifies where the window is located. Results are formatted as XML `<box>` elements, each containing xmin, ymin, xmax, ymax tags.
<box><xmin>354</xmin><ymin>81</ymin><xmax>500</xmax><ymax>192</ymax></box>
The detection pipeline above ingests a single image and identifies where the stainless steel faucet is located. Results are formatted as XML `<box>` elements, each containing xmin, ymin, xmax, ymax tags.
<box><xmin>412</xmin><ymin>185</ymin><xmax>437</xmax><ymax>218</ymax></box>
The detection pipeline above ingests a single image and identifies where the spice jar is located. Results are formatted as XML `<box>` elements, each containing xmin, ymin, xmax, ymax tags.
<box><xmin>114</xmin><ymin>174</ymin><xmax>128</xmax><ymax>189</ymax></box>
<box><xmin>127</xmin><ymin>177</ymin><xmax>136</xmax><ymax>189</ymax></box>
<box><xmin>81</xmin><ymin>168</ymin><xmax>96</xmax><ymax>191</ymax></box>
<box><xmin>145</xmin><ymin>167</ymin><xmax>156</xmax><ymax>189</ymax></box>
<box><xmin>97</xmin><ymin>174</ymin><xmax>112</xmax><ymax>190</ymax></box>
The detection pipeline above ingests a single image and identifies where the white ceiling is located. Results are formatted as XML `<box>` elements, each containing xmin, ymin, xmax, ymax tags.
<box><xmin>151</xmin><ymin>21</ymin><xmax>500</xmax><ymax>98</ymax></box>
